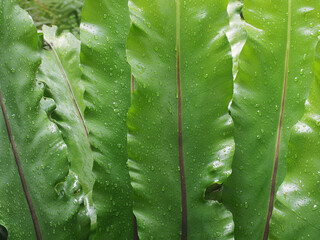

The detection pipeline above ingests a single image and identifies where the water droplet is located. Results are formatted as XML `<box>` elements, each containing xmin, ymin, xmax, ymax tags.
<box><xmin>300</xmin><ymin>69</ymin><xmax>304</xmax><ymax>75</ymax></box>
<box><xmin>257</xmin><ymin>110</ymin><xmax>262</xmax><ymax>116</ymax></box>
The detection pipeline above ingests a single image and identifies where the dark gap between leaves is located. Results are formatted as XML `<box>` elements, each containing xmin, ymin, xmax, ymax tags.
<box><xmin>0</xmin><ymin>224</ymin><xmax>8</xmax><ymax>240</ymax></box>
<box><xmin>205</xmin><ymin>183</ymin><xmax>223</xmax><ymax>202</ymax></box>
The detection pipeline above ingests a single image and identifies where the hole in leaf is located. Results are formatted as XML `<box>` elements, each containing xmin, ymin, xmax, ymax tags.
<box><xmin>43</xmin><ymin>39</ymin><xmax>52</xmax><ymax>51</ymax></box>
<box><xmin>74</xmin><ymin>189</ymin><xmax>81</xmax><ymax>196</ymax></box>
<box><xmin>205</xmin><ymin>183</ymin><xmax>223</xmax><ymax>202</ymax></box>
<box><xmin>240</xmin><ymin>11</ymin><xmax>244</xmax><ymax>20</ymax></box>
<box><xmin>0</xmin><ymin>224</ymin><xmax>8</xmax><ymax>240</ymax></box>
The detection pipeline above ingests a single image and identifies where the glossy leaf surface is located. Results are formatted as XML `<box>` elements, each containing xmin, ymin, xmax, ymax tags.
<box><xmin>269</xmin><ymin>42</ymin><xmax>320</xmax><ymax>239</ymax></box>
<box><xmin>223</xmin><ymin>1</ymin><xmax>320</xmax><ymax>239</ymax></box>
<box><xmin>38</xmin><ymin>25</ymin><xmax>94</xmax><ymax>193</ymax></box>
<box><xmin>226</xmin><ymin>0</ymin><xmax>246</xmax><ymax>78</ymax></box>
<box><xmin>0</xmin><ymin>1</ymin><xmax>88</xmax><ymax>239</ymax></box>
<box><xmin>80</xmin><ymin>0</ymin><xmax>133</xmax><ymax>238</ymax></box>
<box><xmin>127</xmin><ymin>0</ymin><xmax>234</xmax><ymax>238</ymax></box>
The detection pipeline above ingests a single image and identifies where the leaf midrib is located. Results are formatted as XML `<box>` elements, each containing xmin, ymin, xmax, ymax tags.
<box><xmin>0</xmin><ymin>89</ymin><xmax>42</xmax><ymax>240</ymax></box>
<box><xmin>44</xmin><ymin>38</ymin><xmax>90</xmax><ymax>140</ymax></box>
<box><xmin>263</xmin><ymin>0</ymin><xmax>292</xmax><ymax>239</ymax></box>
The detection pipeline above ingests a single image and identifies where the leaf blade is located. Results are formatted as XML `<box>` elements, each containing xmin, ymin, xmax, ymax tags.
<box><xmin>269</xmin><ymin>41</ymin><xmax>320</xmax><ymax>239</ymax></box>
<box><xmin>38</xmin><ymin>25</ymin><xmax>94</xmax><ymax>194</ymax></box>
<box><xmin>0</xmin><ymin>1</ymin><xmax>89</xmax><ymax>239</ymax></box>
<box><xmin>80</xmin><ymin>0</ymin><xmax>133</xmax><ymax>238</ymax></box>
<box><xmin>223</xmin><ymin>1</ymin><xmax>320</xmax><ymax>239</ymax></box>
<box><xmin>127</xmin><ymin>0</ymin><xmax>234</xmax><ymax>238</ymax></box>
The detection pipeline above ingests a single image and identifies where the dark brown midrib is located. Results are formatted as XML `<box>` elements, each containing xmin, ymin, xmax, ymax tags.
<box><xmin>44</xmin><ymin>39</ymin><xmax>89</xmax><ymax>139</ymax></box>
<box><xmin>0</xmin><ymin>90</ymin><xmax>42</xmax><ymax>240</ymax></box>
<box><xmin>263</xmin><ymin>1</ymin><xmax>291</xmax><ymax>239</ymax></box>
<box><xmin>176</xmin><ymin>0</ymin><xmax>187</xmax><ymax>238</ymax></box>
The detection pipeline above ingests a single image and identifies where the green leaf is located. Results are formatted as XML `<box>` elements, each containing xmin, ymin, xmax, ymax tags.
<box><xmin>0</xmin><ymin>1</ymin><xmax>88</xmax><ymax>239</ymax></box>
<box><xmin>223</xmin><ymin>1</ymin><xmax>320</xmax><ymax>239</ymax></box>
<box><xmin>37</xmin><ymin>25</ymin><xmax>95</xmax><ymax>235</ymax></box>
<box><xmin>80</xmin><ymin>0</ymin><xmax>133</xmax><ymax>238</ymax></box>
<box><xmin>226</xmin><ymin>0</ymin><xmax>246</xmax><ymax>78</ymax></box>
<box><xmin>127</xmin><ymin>0</ymin><xmax>234</xmax><ymax>238</ymax></box>
<box><xmin>269</xmin><ymin>42</ymin><xmax>320</xmax><ymax>239</ymax></box>
<box><xmin>38</xmin><ymin>25</ymin><xmax>94</xmax><ymax>193</ymax></box>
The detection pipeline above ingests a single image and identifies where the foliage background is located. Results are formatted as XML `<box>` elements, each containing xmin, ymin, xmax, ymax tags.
<box><xmin>19</xmin><ymin>0</ymin><xmax>84</xmax><ymax>37</ymax></box>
